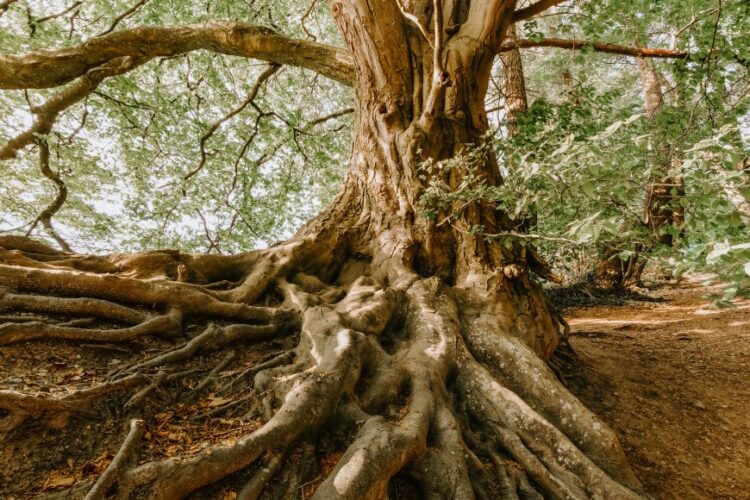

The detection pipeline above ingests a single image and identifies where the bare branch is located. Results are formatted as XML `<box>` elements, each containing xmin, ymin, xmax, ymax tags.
<box><xmin>184</xmin><ymin>63</ymin><xmax>279</xmax><ymax>180</ymax></box>
<box><xmin>0</xmin><ymin>21</ymin><xmax>355</xmax><ymax>89</ymax></box>
<box><xmin>432</xmin><ymin>0</ymin><xmax>445</xmax><ymax>75</ymax></box>
<box><xmin>196</xmin><ymin>209</ymin><xmax>221</xmax><ymax>254</ymax></box>
<box><xmin>34</xmin><ymin>1</ymin><xmax>82</xmax><ymax>25</ymax></box>
<box><xmin>300</xmin><ymin>0</ymin><xmax>319</xmax><ymax>41</ymax></box>
<box><xmin>512</xmin><ymin>0</ymin><xmax>568</xmax><ymax>23</ymax></box>
<box><xmin>98</xmin><ymin>0</ymin><xmax>151</xmax><ymax>37</ymax></box>
<box><xmin>499</xmin><ymin>37</ymin><xmax>689</xmax><ymax>59</ymax></box>
<box><xmin>419</xmin><ymin>0</ymin><xmax>447</xmax><ymax>130</ymax></box>
<box><xmin>309</xmin><ymin>107</ymin><xmax>354</xmax><ymax>126</ymax></box>
<box><xmin>26</xmin><ymin>140</ymin><xmax>72</xmax><ymax>253</ymax></box>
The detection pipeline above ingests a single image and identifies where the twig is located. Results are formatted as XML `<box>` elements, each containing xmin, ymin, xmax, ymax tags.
<box><xmin>83</xmin><ymin>418</ymin><xmax>145</xmax><ymax>500</ymax></box>
<box><xmin>34</xmin><ymin>1</ymin><xmax>82</xmax><ymax>25</ymax></box>
<box><xmin>184</xmin><ymin>64</ymin><xmax>280</xmax><ymax>180</ymax></box>
<box><xmin>187</xmin><ymin>350</ymin><xmax>236</xmax><ymax>400</ymax></box>
<box><xmin>98</xmin><ymin>0</ymin><xmax>150</xmax><ymax>36</ymax></box>
<box><xmin>300</xmin><ymin>0</ymin><xmax>318</xmax><ymax>41</ymax></box>
<box><xmin>219</xmin><ymin>351</ymin><xmax>294</xmax><ymax>394</ymax></box>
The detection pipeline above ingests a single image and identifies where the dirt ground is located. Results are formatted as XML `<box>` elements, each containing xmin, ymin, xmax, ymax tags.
<box><xmin>564</xmin><ymin>278</ymin><xmax>750</xmax><ymax>499</ymax></box>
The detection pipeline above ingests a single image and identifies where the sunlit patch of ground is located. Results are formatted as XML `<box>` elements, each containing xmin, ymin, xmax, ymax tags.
<box><xmin>565</xmin><ymin>277</ymin><xmax>750</xmax><ymax>499</ymax></box>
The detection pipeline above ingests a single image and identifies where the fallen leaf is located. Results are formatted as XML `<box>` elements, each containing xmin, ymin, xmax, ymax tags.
<box><xmin>44</xmin><ymin>473</ymin><xmax>77</xmax><ymax>489</ymax></box>
<box><xmin>208</xmin><ymin>396</ymin><xmax>233</xmax><ymax>408</ymax></box>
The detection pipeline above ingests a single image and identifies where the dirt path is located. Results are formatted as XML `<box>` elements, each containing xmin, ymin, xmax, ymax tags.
<box><xmin>564</xmin><ymin>279</ymin><xmax>750</xmax><ymax>499</ymax></box>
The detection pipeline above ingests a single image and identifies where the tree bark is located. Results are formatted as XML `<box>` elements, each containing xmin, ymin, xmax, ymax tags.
<box><xmin>500</xmin><ymin>25</ymin><xmax>529</xmax><ymax>134</ymax></box>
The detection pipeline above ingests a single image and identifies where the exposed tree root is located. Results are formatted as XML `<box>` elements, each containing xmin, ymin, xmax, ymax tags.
<box><xmin>237</xmin><ymin>450</ymin><xmax>288</xmax><ymax>500</ymax></box>
<box><xmin>0</xmin><ymin>237</ymin><xmax>645</xmax><ymax>499</ymax></box>
<box><xmin>0</xmin><ymin>374</ymin><xmax>149</xmax><ymax>433</ymax></box>
<box><xmin>83</xmin><ymin>418</ymin><xmax>144</xmax><ymax>500</ymax></box>
<box><xmin>0</xmin><ymin>289</ymin><xmax>149</xmax><ymax>324</ymax></box>
<box><xmin>0</xmin><ymin>308</ymin><xmax>181</xmax><ymax>345</ymax></box>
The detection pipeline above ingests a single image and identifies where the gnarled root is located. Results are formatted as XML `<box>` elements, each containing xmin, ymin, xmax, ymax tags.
<box><xmin>0</xmin><ymin>237</ymin><xmax>644</xmax><ymax>499</ymax></box>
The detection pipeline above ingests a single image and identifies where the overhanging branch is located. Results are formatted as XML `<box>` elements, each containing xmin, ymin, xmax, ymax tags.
<box><xmin>499</xmin><ymin>37</ymin><xmax>688</xmax><ymax>59</ymax></box>
<box><xmin>0</xmin><ymin>56</ymin><xmax>150</xmax><ymax>160</ymax></box>
<box><xmin>512</xmin><ymin>0</ymin><xmax>568</xmax><ymax>23</ymax></box>
<box><xmin>0</xmin><ymin>20</ymin><xmax>355</xmax><ymax>89</ymax></box>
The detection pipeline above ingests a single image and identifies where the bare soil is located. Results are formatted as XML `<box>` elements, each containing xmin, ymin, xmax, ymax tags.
<box><xmin>564</xmin><ymin>278</ymin><xmax>750</xmax><ymax>499</ymax></box>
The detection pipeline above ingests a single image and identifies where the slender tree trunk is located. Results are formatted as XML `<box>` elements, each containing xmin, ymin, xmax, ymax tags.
<box><xmin>499</xmin><ymin>25</ymin><xmax>529</xmax><ymax>135</ymax></box>
<box><xmin>595</xmin><ymin>58</ymin><xmax>684</xmax><ymax>288</ymax></box>
<box><xmin>638</xmin><ymin>58</ymin><xmax>683</xmax><ymax>248</ymax></box>
<box><xmin>499</xmin><ymin>24</ymin><xmax>538</xmax><ymax>233</ymax></box>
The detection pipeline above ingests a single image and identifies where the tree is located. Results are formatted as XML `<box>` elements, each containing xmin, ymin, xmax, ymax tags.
<box><xmin>593</xmin><ymin>58</ymin><xmax>686</xmax><ymax>288</ymax></box>
<box><xmin>0</xmin><ymin>1</ymin><xmax>712</xmax><ymax>498</ymax></box>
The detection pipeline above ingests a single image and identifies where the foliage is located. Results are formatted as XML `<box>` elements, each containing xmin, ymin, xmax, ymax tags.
<box><xmin>0</xmin><ymin>0</ymin><xmax>352</xmax><ymax>253</ymax></box>
<box><xmin>420</xmin><ymin>0</ymin><xmax>749</xmax><ymax>294</ymax></box>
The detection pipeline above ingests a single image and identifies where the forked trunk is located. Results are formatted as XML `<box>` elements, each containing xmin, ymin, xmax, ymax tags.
<box><xmin>299</xmin><ymin>0</ymin><xmax>561</xmax><ymax>356</ymax></box>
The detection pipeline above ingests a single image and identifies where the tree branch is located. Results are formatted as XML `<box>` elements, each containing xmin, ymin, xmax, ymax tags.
<box><xmin>0</xmin><ymin>0</ymin><xmax>18</xmax><ymax>17</ymax></box>
<box><xmin>512</xmin><ymin>0</ymin><xmax>568</xmax><ymax>23</ymax></box>
<box><xmin>98</xmin><ymin>0</ymin><xmax>151</xmax><ymax>37</ymax></box>
<box><xmin>27</xmin><ymin>139</ymin><xmax>73</xmax><ymax>253</ymax></box>
<box><xmin>34</xmin><ymin>1</ymin><xmax>82</xmax><ymax>25</ymax></box>
<box><xmin>395</xmin><ymin>0</ymin><xmax>433</xmax><ymax>48</ymax></box>
<box><xmin>184</xmin><ymin>63</ymin><xmax>280</xmax><ymax>180</ymax></box>
<box><xmin>499</xmin><ymin>37</ymin><xmax>688</xmax><ymax>59</ymax></box>
<box><xmin>0</xmin><ymin>21</ymin><xmax>355</xmax><ymax>89</ymax></box>
<box><xmin>309</xmin><ymin>107</ymin><xmax>354</xmax><ymax>126</ymax></box>
<box><xmin>0</xmin><ymin>56</ymin><xmax>150</xmax><ymax>160</ymax></box>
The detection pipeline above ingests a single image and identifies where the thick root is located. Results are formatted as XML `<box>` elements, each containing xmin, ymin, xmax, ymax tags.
<box><xmin>0</xmin><ymin>238</ymin><xmax>644</xmax><ymax>499</ymax></box>
<box><xmin>83</xmin><ymin>418</ymin><xmax>145</xmax><ymax>500</ymax></box>
<box><xmin>0</xmin><ymin>308</ymin><xmax>181</xmax><ymax>345</ymax></box>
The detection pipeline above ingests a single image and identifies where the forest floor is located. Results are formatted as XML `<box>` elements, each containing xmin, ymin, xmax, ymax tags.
<box><xmin>1</xmin><ymin>277</ymin><xmax>748</xmax><ymax>499</ymax></box>
<box><xmin>563</xmin><ymin>276</ymin><xmax>750</xmax><ymax>500</ymax></box>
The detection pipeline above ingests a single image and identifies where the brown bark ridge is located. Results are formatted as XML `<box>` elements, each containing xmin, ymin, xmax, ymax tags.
<box><xmin>1</xmin><ymin>1</ymin><xmax>647</xmax><ymax>498</ymax></box>
<box><xmin>499</xmin><ymin>25</ymin><xmax>529</xmax><ymax>135</ymax></box>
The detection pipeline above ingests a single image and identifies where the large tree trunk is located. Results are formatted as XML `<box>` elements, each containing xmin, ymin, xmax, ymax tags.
<box><xmin>0</xmin><ymin>2</ymin><xmax>645</xmax><ymax>498</ymax></box>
